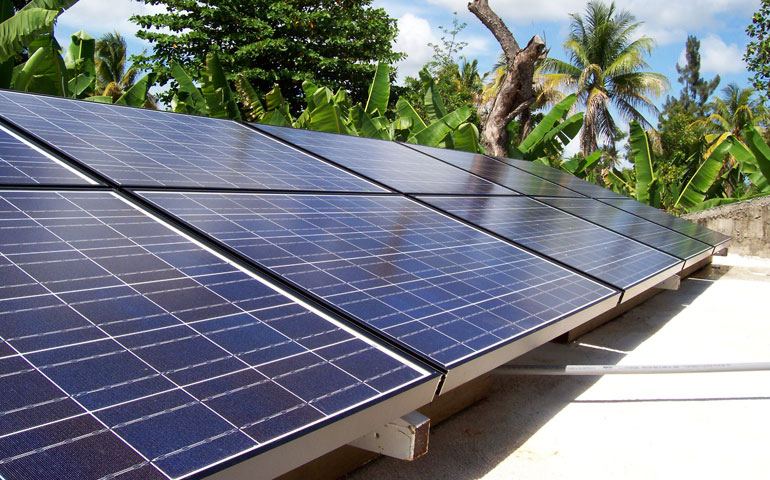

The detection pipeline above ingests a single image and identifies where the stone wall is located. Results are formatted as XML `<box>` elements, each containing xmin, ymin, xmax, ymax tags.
<box><xmin>683</xmin><ymin>196</ymin><xmax>770</xmax><ymax>258</ymax></box>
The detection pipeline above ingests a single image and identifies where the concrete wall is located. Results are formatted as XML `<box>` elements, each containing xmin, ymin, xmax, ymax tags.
<box><xmin>683</xmin><ymin>196</ymin><xmax>770</xmax><ymax>258</ymax></box>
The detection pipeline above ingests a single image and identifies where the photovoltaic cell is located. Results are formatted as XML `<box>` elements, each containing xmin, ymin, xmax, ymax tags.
<box><xmin>538</xmin><ymin>197</ymin><xmax>713</xmax><ymax>260</ymax></box>
<box><xmin>406</xmin><ymin>144</ymin><xmax>581</xmax><ymax>197</ymax></box>
<box><xmin>0</xmin><ymin>125</ymin><xmax>93</xmax><ymax>185</ymax></box>
<box><xmin>497</xmin><ymin>156</ymin><xmax>629</xmax><ymax>199</ymax></box>
<box><xmin>599</xmin><ymin>198</ymin><xmax>730</xmax><ymax>247</ymax></box>
<box><xmin>255</xmin><ymin>124</ymin><xmax>513</xmax><ymax>194</ymax></box>
<box><xmin>420</xmin><ymin>195</ymin><xmax>681</xmax><ymax>291</ymax></box>
<box><xmin>0</xmin><ymin>190</ymin><xmax>432</xmax><ymax>479</ymax></box>
<box><xmin>0</xmin><ymin>90</ymin><xmax>382</xmax><ymax>192</ymax></box>
<box><xmin>138</xmin><ymin>191</ymin><xmax>618</xmax><ymax>369</ymax></box>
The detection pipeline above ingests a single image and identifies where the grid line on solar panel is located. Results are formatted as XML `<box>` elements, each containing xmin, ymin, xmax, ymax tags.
<box><xmin>0</xmin><ymin>190</ymin><xmax>430</xmax><ymax>479</ymax></box>
<box><xmin>418</xmin><ymin>196</ymin><xmax>682</xmax><ymax>290</ymax></box>
<box><xmin>598</xmin><ymin>198</ymin><xmax>730</xmax><ymax>247</ymax></box>
<box><xmin>138</xmin><ymin>191</ymin><xmax>618</xmax><ymax>370</ymax></box>
<box><xmin>537</xmin><ymin>197</ymin><xmax>712</xmax><ymax>260</ymax></box>
<box><xmin>404</xmin><ymin>143</ymin><xmax>583</xmax><ymax>197</ymax></box>
<box><xmin>254</xmin><ymin>123</ymin><xmax>514</xmax><ymax>195</ymax></box>
<box><xmin>496</xmin><ymin>156</ymin><xmax>629</xmax><ymax>199</ymax></box>
<box><xmin>0</xmin><ymin>90</ymin><xmax>384</xmax><ymax>192</ymax></box>
<box><xmin>0</xmin><ymin>124</ymin><xmax>95</xmax><ymax>186</ymax></box>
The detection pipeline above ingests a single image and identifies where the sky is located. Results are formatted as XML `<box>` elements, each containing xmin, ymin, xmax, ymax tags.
<box><xmin>55</xmin><ymin>0</ymin><xmax>761</xmax><ymax>132</ymax></box>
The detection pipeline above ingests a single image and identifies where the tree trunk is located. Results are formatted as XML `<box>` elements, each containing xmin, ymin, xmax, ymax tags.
<box><xmin>468</xmin><ymin>0</ymin><xmax>547</xmax><ymax>157</ymax></box>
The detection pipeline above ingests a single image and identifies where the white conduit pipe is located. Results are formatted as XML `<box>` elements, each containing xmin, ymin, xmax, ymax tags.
<box><xmin>494</xmin><ymin>362</ymin><xmax>770</xmax><ymax>376</ymax></box>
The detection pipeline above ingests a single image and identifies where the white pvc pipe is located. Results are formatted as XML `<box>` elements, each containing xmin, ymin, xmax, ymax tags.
<box><xmin>494</xmin><ymin>362</ymin><xmax>770</xmax><ymax>375</ymax></box>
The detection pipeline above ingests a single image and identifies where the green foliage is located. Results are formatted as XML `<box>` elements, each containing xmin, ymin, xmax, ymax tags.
<box><xmin>0</xmin><ymin>0</ymin><xmax>79</xmax><ymax>65</ymax></box>
<box><xmin>629</xmin><ymin>120</ymin><xmax>660</xmax><ymax>207</ymax></box>
<box><xmin>674</xmin><ymin>35</ymin><xmax>720</xmax><ymax>115</ymax></box>
<box><xmin>64</xmin><ymin>30</ymin><xmax>95</xmax><ymax>98</ymax></box>
<box><xmin>130</xmin><ymin>0</ymin><xmax>402</xmax><ymax>111</ymax></box>
<box><xmin>745</xmin><ymin>0</ymin><xmax>770</xmax><ymax>102</ymax></box>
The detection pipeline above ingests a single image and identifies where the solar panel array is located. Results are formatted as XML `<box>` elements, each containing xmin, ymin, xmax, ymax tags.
<box><xmin>0</xmin><ymin>190</ymin><xmax>432</xmax><ymax>479</ymax></box>
<box><xmin>138</xmin><ymin>192</ymin><xmax>617</xmax><ymax>367</ymax></box>
<box><xmin>0</xmin><ymin>90</ymin><xmax>728</xmax><ymax>479</ymax></box>
<box><xmin>419</xmin><ymin>196</ymin><xmax>681</xmax><ymax>293</ymax></box>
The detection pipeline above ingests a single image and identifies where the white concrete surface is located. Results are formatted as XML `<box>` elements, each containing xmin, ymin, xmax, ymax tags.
<box><xmin>346</xmin><ymin>255</ymin><xmax>770</xmax><ymax>479</ymax></box>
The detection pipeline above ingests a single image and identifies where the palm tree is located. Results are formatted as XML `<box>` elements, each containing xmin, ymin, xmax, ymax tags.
<box><xmin>538</xmin><ymin>1</ymin><xmax>667</xmax><ymax>156</ymax></box>
<box><xmin>693</xmin><ymin>83</ymin><xmax>768</xmax><ymax>140</ymax></box>
<box><xmin>94</xmin><ymin>31</ymin><xmax>137</xmax><ymax>102</ymax></box>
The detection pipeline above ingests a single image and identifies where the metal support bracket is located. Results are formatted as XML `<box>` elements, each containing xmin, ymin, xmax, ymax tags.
<box><xmin>714</xmin><ymin>247</ymin><xmax>729</xmax><ymax>257</ymax></box>
<box><xmin>655</xmin><ymin>275</ymin><xmax>680</xmax><ymax>290</ymax></box>
<box><xmin>347</xmin><ymin>411</ymin><xmax>430</xmax><ymax>461</ymax></box>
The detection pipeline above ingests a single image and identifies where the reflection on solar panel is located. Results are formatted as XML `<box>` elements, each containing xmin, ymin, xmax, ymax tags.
<box><xmin>420</xmin><ymin>196</ymin><xmax>682</xmax><ymax>298</ymax></box>
<box><xmin>600</xmin><ymin>198</ymin><xmax>730</xmax><ymax>247</ymax></box>
<box><xmin>406</xmin><ymin>144</ymin><xmax>581</xmax><ymax>197</ymax></box>
<box><xmin>0</xmin><ymin>190</ymin><xmax>434</xmax><ymax>479</ymax></box>
<box><xmin>0</xmin><ymin>90</ymin><xmax>382</xmax><ymax>192</ymax></box>
<box><xmin>0</xmin><ymin>124</ymin><xmax>94</xmax><ymax>185</ymax></box>
<box><xmin>138</xmin><ymin>192</ymin><xmax>619</xmax><ymax>374</ymax></box>
<box><xmin>255</xmin><ymin>124</ymin><xmax>512</xmax><ymax>194</ymax></box>
<box><xmin>538</xmin><ymin>197</ymin><xmax>713</xmax><ymax>262</ymax></box>
<box><xmin>497</xmin><ymin>156</ymin><xmax>629</xmax><ymax>199</ymax></box>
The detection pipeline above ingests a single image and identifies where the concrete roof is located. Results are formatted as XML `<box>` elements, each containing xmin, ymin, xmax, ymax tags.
<box><xmin>346</xmin><ymin>254</ymin><xmax>770</xmax><ymax>479</ymax></box>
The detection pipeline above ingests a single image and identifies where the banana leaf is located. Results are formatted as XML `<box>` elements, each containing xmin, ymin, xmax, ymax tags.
<box><xmin>452</xmin><ymin>122</ymin><xmax>480</xmax><ymax>153</ymax></box>
<box><xmin>235</xmin><ymin>74</ymin><xmax>264</xmax><ymax>122</ymax></box>
<box><xmin>629</xmin><ymin>120</ymin><xmax>658</xmax><ymax>206</ymax></box>
<box><xmin>396</xmin><ymin>98</ymin><xmax>427</xmax><ymax>135</ymax></box>
<box><xmin>675</xmin><ymin>142</ymin><xmax>731</xmax><ymax>208</ymax></box>
<box><xmin>519</xmin><ymin>94</ymin><xmax>577</xmax><ymax>154</ymax></box>
<box><xmin>351</xmin><ymin>104</ymin><xmax>387</xmax><ymax>140</ymax></box>
<box><xmin>310</xmin><ymin>101</ymin><xmax>349</xmax><ymax>134</ymax></box>
<box><xmin>742</xmin><ymin>126</ymin><xmax>770</xmax><ymax>184</ymax></box>
<box><xmin>419</xmin><ymin>69</ymin><xmax>447</xmax><ymax>123</ymax></box>
<box><xmin>169</xmin><ymin>60</ymin><xmax>206</xmax><ymax>115</ymax></box>
<box><xmin>410</xmin><ymin>106</ymin><xmax>471</xmax><ymax>146</ymax></box>
<box><xmin>84</xmin><ymin>95</ymin><xmax>113</xmax><ymax>103</ymax></box>
<box><xmin>64</xmin><ymin>30</ymin><xmax>95</xmax><ymax>98</ymax></box>
<box><xmin>365</xmin><ymin>62</ymin><xmax>390</xmax><ymax>116</ymax></box>
<box><xmin>201</xmin><ymin>52</ymin><xmax>240</xmax><ymax>120</ymax></box>
<box><xmin>115</xmin><ymin>72</ymin><xmax>156</xmax><ymax>107</ymax></box>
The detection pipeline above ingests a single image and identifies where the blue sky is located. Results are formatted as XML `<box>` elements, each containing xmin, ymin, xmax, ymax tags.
<box><xmin>55</xmin><ymin>0</ymin><xmax>760</xmax><ymax>128</ymax></box>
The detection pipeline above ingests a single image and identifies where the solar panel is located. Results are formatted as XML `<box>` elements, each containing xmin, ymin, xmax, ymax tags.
<box><xmin>599</xmin><ymin>198</ymin><xmax>730</xmax><ymax>247</ymax></box>
<box><xmin>0</xmin><ymin>190</ymin><xmax>436</xmax><ymax>479</ymax></box>
<box><xmin>420</xmin><ymin>195</ymin><xmax>682</xmax><ymax>299</ymax></box>
<box><xmin>137</xmin><ymin>191</ymin><xmax>620</xmax><ymax>390</ymax></box>
<box><xmin>0</xmin><ymin>124</ymin><xmax>95</xmax><ymax>185</ymax></box>
<box><xmin>538</xmin><ymin>197</ymin><xmax>713</xmax><ymax>264</ymax></box>
<box><xmin>405</xmin><ymin>144</ymin><xmax>582</xmax><ymax>197</ymax></box>
<box><xmin>0</xmin><ymin>90</ymin><xmax>383</xmax><ymax>192</ymax></box>
<box><xmin>255</xmin><ymin>124</ymin><xmax>513</xmax><ymax>194</ymax></box>
<box><xmin>496</xmin><ymin>156</ymin><xmax>629</xmax><ymax>199</ymax></box>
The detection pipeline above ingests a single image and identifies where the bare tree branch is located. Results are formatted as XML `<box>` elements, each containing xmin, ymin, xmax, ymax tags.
<box><xmin>467</xmin><ymin>1</ymin><xmax>548</xmax><ymax>157</ymax></box>
<box><xmin>468</xmin><ymin>0</ymin><xmax>519</xmax><ymax>64</ymax></box>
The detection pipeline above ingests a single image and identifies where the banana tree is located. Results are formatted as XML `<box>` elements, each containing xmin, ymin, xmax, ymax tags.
<box><xmin>169</xmin><ymin>52</ymin><xmax>241</xmax><ymax>119</ymax></box>
<box><xmin>0</xmin><ymin>0</ymin><xmax>80</xmax><ymax>67</ymax></box>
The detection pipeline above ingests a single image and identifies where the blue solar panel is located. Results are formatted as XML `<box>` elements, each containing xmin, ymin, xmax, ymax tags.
<box><xmin>0</xmin><ymin>90</ymin><xmax>382</xmax><ymax>192</ymax></box>
<box><xmin>255</xmin><ymin>124</ymin><xmax>513</xmax><ymax>194</ymax></box>
<box><xmin>406</xmin><ymin>144</ymin><xmax>581</xmax><ymax>197</ymax></box>
<box><xmin>0</xmin><ymin>190</ymin><xmax>433</xmax><ymax>479</ymax></box>
<box><xmin>138</xmin><ymin>191</ymin><xmax>618</xmax><ymax>369</ymax></box>
<box><xmin>538</xmin><ymin>197</ymin><xmax>713</xmax><ymax>260</ymax></box>
<box><xmin>497</xmin><ymin>156</ymin><xmax>629</xmax><ymax>199</ymax></box>
<box><xmin>420</xmin><ymin>195</ymin><xmax>681</xmax><ymax>291</ymax></box>
<box><xmin>599</xmin><ymin>198</ymin><xmax>730</xmax><ymax>247</ymax></box>
<box><xmin>0</xmin><ymin>124</ymin><xmax>94</xmax><ymax>185</ymax></box>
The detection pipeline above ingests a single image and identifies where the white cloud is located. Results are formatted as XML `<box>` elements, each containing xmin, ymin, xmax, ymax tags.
<box><xmin>57</xmin><ymin>0</ymin><xmax>165</xmax><ymax>39</ymax></box>
<box><xmin>393</xmin><ymin>13</ymin><xmax>439</xmax><ymax>82</ymax></box>
<box><xmin>678</xmin><ymin>35</ymin><xmax>746</xmax><ymax>74</ymax></box>
<box><xmin>423</xmin><ymin>0</ymin><xmax>759</xmax><ymax>45</ymax></box>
